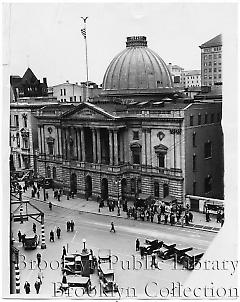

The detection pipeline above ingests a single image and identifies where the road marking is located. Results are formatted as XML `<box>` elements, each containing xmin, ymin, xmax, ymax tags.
<box><xmin>71</xmin><ymin>231</ymin><xmax>78</xmax><ymax>243</ymax></box>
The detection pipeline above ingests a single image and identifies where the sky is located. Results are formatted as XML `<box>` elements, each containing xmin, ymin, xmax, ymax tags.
<box><xmin>2</xmin><ymin>2</ymin><xmax>237</xmax><ymax>86</ymax></box>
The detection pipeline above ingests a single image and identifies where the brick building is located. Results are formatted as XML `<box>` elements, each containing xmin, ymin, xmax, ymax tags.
<box><xmin>36</xmin><ymin>36</ymin><xmax>224</xmax><ymax>203</ymax></box>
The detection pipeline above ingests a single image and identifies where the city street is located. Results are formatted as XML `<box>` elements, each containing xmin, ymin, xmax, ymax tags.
<box><xmin>12</xmin><ymin>198</ymin><xmax>216</xmax><ymax>299</ymax></box>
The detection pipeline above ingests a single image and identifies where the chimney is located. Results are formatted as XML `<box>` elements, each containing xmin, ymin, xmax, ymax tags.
<box><xmin>66</xmin><ymin>80</ymin><xmax>69</xmax><ymax>83</ymax></box>
<box><xmin>43</xmin><ymin>77</ymin><xmax>47</xmax><ymax>86</ymax></box>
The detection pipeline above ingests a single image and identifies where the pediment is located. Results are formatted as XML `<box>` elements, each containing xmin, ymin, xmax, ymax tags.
<box><xmin>61</xmin><ymin>102</ymin><xmax>117</xmax><ymax>120</ymax></box>
<box><xmin>154</xmin><ymin>144</ymin><xmax>168</xmax><ymax>153</ymax></box>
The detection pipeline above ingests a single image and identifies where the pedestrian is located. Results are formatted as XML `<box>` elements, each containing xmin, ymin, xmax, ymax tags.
<box><xmin>49</xmin><ymin>201</ymin><xmax>52</xmax><ymax>210</ymax></box>
<box><xmin>57</xmin><ymin>192</ymin><xmax>61</xmax><ymax>202</ymax></box>
<box><xmin>50</xmin><ymin>230</ymin><xmax>54</xmax><ymax>242</ymax></box>
<box><xmin>62</xmin><ymin>246</ymin><xmax>67</xmax><ymax>259</ymax></box>
<box><xmin>70</xmin><ymin>220</ymin><xmax>74</xmax><ymax>232</ymax></box>
<box><xmin>32</xmin><ymin>189</ymin><xmax>35</xmax><ymax>198</ymax></box>
<box><xmin>136</xmin><ymin>238</ymin><xmax>140</xmax><ymax>251</ymax></box>
<box><xmin>117</xmin><ymin>207</ymin><xmax>120</xmax><ymax>216</ymax></box>
<box><xmin>206</xmin><ymin>210</ymin><xmax>210</xmax><ymax>222</ymax></box>
<box><xmin>18</xmin><ymin>230</ymin><xmax>22</xmax><ymax>242</ymax></box>
<box><xmin>46</xmin><ymin>191</ymin><xmax>49</xmax><ymax>200</ymax></box>
<box><xmin>157</xmin><ymin>213</ymin><xmax>161</xmax><ymax>224</ymax></box>
<box><xmin>188</xmin><ymin>212</ymin><xmax>193</xmax><ymax>223</ymax></box>
<box><xmin>36</xmin><ymin>252</ymin><xmax>41</xmax><ymax>267</ymax></box>
<box><xmin>150</xmin><ymin>213</ymin><xmax>154</xmax><ymax>223</ymax></box>
<box><xmin>37</xmin><ymin>190</ymin><xmax>40</xmax><ymax>199</ymax></box>
<box><xmin>33</xmin><ymin>223</ymin><xmax>36</xmax><ymax>233</ymax></box>
<box><xmin>67</xmin><ymin>221</ymin><xmax>70</xmax><ymax>232</ymax></box>
<box><xmin>24</xmin><ymin>281</ymin><xmax>30</xmax><ymax>294</ymax></box>
<box><xmin>164</xmin><ymin>213</ymin><xmax>168</xmax><ymax>224</ymax></box>
<box><xmin>56</xmin><ymin>227</ymin><xmax>61</xmax><ymax>239</ymax></box>
<box><xmin>110</xmin><ymin>222</ymin><xmax>116</xmax><ymax>233</ymax></box>
<box><xmin>34</xmin><ymin>280</ymin><xmax>41</xmax><ymax>294</ymax></box>
<box><xmin>151</xmin><ymin>253</ymin><xmax>157</xmax><ymax>268</ymax></box>
<box><xmin>140</xmin><ymin>247</ymin><xmax>144</xmax><ymax>259</ymax></box>
<box><xmin>170</xmin><ymin>213</ymin><xmax>174</xmax><ymax>226</ymax></box>
<box><xmin>185</xmin><ymin>213</ymin><xmax>189</xmax><ymax>225</ymax></box>
<box><xmin>22</xmin><ymin>234</ymin><xmax>26</xmax><ymax>246</ymax></box>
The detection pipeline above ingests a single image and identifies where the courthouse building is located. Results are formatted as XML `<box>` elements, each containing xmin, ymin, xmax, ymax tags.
<box><xmin>36</xmin><ymin>36</ymin><xmax>224</xmax><ymax>203</ymax></box>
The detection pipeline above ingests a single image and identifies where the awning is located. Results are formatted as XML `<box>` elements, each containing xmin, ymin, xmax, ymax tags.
<box><xmin>137</xmin><ymin>193</ymin><xmax>151</xmax><ymax>201</ymax></box>
<box><xmin>162</xmin><ymin>195</ymin><xmax>177</xmax><ymax>203</ymax></box>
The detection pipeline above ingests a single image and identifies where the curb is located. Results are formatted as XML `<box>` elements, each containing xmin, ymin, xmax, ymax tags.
<box><xmin>26</xmin><ymin>195</ymin><xmax>220</xmax><ymax>234</ymax></box>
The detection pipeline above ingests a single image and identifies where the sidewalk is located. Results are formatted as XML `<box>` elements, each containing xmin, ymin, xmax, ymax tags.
<box><xmin>22</xmin><ymin>186</ymin><xmax>221</xmax><ymax>233</ymax></box>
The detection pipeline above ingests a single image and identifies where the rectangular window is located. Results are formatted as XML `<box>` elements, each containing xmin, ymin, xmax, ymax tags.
<box><xmin>214</xmin><ymin>68</ymin><xmax>217</xmax><ymax>72</ymax></box>
<box><xmin>24</xmin><ymin>118</ymin><xmax>27</xmax><ymax>128</ymax></box>
<box><xmin>218</xmin><ymin>74</ymin><xmax>221</xmax><ymax>78</ymax></box>
<box><xmin>192</xmin><ymin>132</ymin><xmax>196</xmax><ymax>147</ymax></box>
<box><xmin>79</xmin><ymin>96</ymin><xmax>82</xmax><ymax>102</ymax></box>
<box><xmin>64</xmin><ymin>89</ymin><xmax>66</xmax><ymax>96</ymax></box>
<box><xmin>14</xmin><ymin>115</ymin><xmax>19</xmax><ymax>127</ymax></box>
<box><xmin>214</xmin><ymin>61</ymin><xmax>217</xmax><ymax>65</ymax></box>
<box><xmin>205</xmin><ymin>113</ymin><xmax>208</xmax><ymax>124</ymax></box>
<box><xmin>133</xmin><ymin>131</ymin><xmax>139</xmax><ymax>140</ymax></box>
<box><xmin>211</xmin><ymin>113</ymin><xmax>214</xmax><ymax>123</ymax></box>
<box><xmin>208</xmin><ymin>55</ymin><xmax>212</xmax><ymax>59</ymax></box>
<box><xmin>133</xmin><ymin>152</ymin><xmax>140</xmax><ymax>164</ymax></box>
<box><xmin>154</xmin><ymin>182</ymin><xmax>160</xmax><ymax>198</ymax></box>
<box><xmin>209</xmin><ymin>62</ymin><xmax>212</xmax><ymax>66</ymax></box>
<box><xmin>219</xmin><ymin>54</ymin><xmax>221</xmax><ymax>58</ymax></box>
<box><xmin>74</xmin><ymin>96</ymin><xmax>77</xmax><ymax>102</ymax></box>
<box><xmin>70</xmin><ymin>97</ymin><xmax>73</xmax><ymax>102</ymax></box>
<box><xmin>209</xmin><ymin>68</ymin><xmax>212</xmax><ymax>72</ymax></box>
<box><xmin>60</xmin><ymin>89</ymin><xmax>62</xmax><ymax>96</ymax></box>
<box><xmin>209</xmin><ymin>76</ymin><xmax>212</xmax><ymax>79</ymax></box>
<box><xmin>204</xmin><ymin>141</ymin><xmax>212</xmax><ymax>158</ymax></box>
<box><xmin>190</xmin><ymin>115</ymin><xmax>193</xmax><ymax>126</ymax></box>
<box><xmin>193</xmin><ymin>155</ymin><xmax>196</xmax><ymax>171</ymax></box>
<box><xmin>198</xmin><ymin>114</ymin><xmax>201</xmax><ymax>125</ymax></box>
<box><xmin>158</xmin><ymin>154</ymin><xmax>165</xmax><ymax>168</ymax></box>
<box><xmin>204</xmin><ymin>69</ymin><xmax>207</xmax><ymax>73</ymax></box>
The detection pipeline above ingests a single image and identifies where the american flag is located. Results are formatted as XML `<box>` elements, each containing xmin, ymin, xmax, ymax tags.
<box><xmin>81</xmin><ymin>28</ymin><xmax>86</xmax><ymax>39</ymax></box>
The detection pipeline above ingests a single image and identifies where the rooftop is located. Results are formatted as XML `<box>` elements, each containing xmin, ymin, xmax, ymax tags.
<box><xmin>199</xmin><ymin>34</ymin><xmax>222</xmax><ymax>49</ymax></box>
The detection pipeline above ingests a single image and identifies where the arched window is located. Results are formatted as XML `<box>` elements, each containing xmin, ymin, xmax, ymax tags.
<box><xmin>154</xmin><ymin>182</ymin><xmax>159</xmax><ymax>198</ymax></box>
<box><xmin>52</xmin><ymin>167</ymin><xmax>57</xmax><ymax>179</ymax></box>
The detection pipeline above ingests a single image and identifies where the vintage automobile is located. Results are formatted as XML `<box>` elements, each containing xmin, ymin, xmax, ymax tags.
<box><xmin>98</xmin><ymin>249</ymin><xmax>111</xmax><ymax>264</ymax></box>
<box><xmin>140</xmin><ymin>239</ymin><xmax>164</xmax><ymax>255</ymax></box>
<box><xmin>181</xmin><ymin>249</ymin><xmax>204</xmax><ymax>270</ymax></box>
<box><xmin>59</xmin><ymin>275</ymin><xmax>92</xmax><ymax>293</ymax></box>
<box><xmin>98</xmin><ymin>263</ymin><xmax>119</xmax><ymax>294</ymax></box>
<box><xmin>156</xmin><ymin>242</ymin><xmax>176</xmax><ymax>260</ymax></box>
<box><xmin>172</xmin><ymin>245</ymin><xmax>193</xmax><ymax>263</ymax></box>
<box><xmin>23</xmin><ymin>233</ymin><xmax>39</xmax><ymax>250</ymax></box>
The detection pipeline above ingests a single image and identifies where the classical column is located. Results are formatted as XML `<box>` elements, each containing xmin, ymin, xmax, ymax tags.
<box><xmin>92</xmin><ymin>128</ymin><xmax>97</xmax><ymax>163</ymax></box>
<box><xmin>55</xmin><ymin>127</ymin><xmax>59</xmax><ymax>156</ymax></box>
<box><xmin>42</xmin><ymin>126</ymin><xmax>46</xmax><ymax>154</ymax></box>
<box><xmin>37</xmin><ymin>126</ymin><xmax>42</xmax><ymax>153</ymax></box>
<box><xmin>80</xmin><ymin>127</ymin><xmax>86</xmax><ymax>162</ymax></box>
<box><xmin>62</xmin><ymin>127</ymin><xmax>66</xmax><ymax>160</ymax></box>
<box><xmin>77</xmin><ymin>127</ymin><xmax>81</xmax><ymax>161</ymax></box>
<box><xmin>113</xmin><ymin>129</ymin><xmax>118</xmax><ymax>165</ymax></box>
<box><xmin>119</xmin><ymin>130</ymin><xmax>124</xmax><ymax>163</ymax></box>
<box><xmin>58</xmin><ymin>127</ymin><xmax>62</xmax><ymax>157</ymax></box>
<box><xmin>66</xmin><ymin>127</ymin><xmax>71</xmax><ymax>160</ymax></box>
<box><xmin>73</xmin><ymin>127</ymin><xmax>78</xmax><ymax>159</ymax></box>
<box><xmin>96</xmin><ymin>128</ymin><xmax>101</xmax><ymax>164</ymax></box>
<box><xmin>109</xmin><ymin>129</ymin><xmax>113</xmax><ymax>165</ymax></box>
<box><xmin>141</xmin><ymin>129</ymin><xmax>146</xmax><ymax>166</ymax></box>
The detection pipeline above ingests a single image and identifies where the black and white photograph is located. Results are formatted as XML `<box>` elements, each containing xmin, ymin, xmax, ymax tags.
<box><xmin>2</xmin><ymin>1</ymin><xmax>239</xmax><ymax>299</ymax></box>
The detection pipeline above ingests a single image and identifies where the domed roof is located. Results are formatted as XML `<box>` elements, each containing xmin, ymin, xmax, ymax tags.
<box><xmin>102</xmin><ymin>36</ymin><xmax>174</xmax><ymax>96</ymax></box>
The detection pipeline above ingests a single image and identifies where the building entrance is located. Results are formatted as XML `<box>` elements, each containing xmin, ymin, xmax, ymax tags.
<box><xmin>101</xmin><ymin>178</ymin><xmax>108</xmax><ymax>200</ymax></box>
<box><xmin>85</xmin><ymin>175</ymin><xmax>92</xmax><ymax>198</ymax></box>
<box><xmin>121</xmin><ymin>178</ymin><xmax>127</xmax><ymax>200</ymax></box>
<box><xmin>70</xmin><ymin>173</ymin><xmax>77</xmax><ymax>194</ymax></box>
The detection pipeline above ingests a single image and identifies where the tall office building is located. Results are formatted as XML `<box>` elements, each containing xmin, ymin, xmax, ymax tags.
<box><xmin>199</xmin><ymin>34</ymin><xmax>222</xmax><ymax>87</ymax></box>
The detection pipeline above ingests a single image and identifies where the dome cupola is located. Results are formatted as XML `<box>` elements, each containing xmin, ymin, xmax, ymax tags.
<box><xmin>102</xmin><ymin>36</ymin><xmax>174</xmax><ymax>96</ymax></box>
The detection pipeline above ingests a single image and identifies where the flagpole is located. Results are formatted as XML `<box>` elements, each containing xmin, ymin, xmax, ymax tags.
<box><xmin>81</xmin><ymin>17</ymin><xmax>89</xmax><ymax>102</ymax></box>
